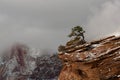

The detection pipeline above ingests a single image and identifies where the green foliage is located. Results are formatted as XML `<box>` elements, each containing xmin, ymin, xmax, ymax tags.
<box><xmin>68</xmin><ymin>26</ymin><xmax>85</xmax><ymax>40</ymax></box>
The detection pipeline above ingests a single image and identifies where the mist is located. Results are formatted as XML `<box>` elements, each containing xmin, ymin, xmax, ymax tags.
<box><xmin>0</xmin><ymin>0</ymin><xmax>120</xmax><ymax>54</ymax></box>
<box><xmin>86</xmin><ymin>0</ymin><xmax>120</xmax><ymax>40</ymax></box>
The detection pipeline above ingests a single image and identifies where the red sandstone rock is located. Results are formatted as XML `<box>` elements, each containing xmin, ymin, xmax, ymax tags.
<box><xmin>58</xmin><ymin>35</ymin><xmax>120</xmax><ymax>80</ymax></box>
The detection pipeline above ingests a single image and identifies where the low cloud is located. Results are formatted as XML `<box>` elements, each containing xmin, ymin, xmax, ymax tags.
<box><xmin>0</xmin><ymin>0</ymin><xmax>116</xmax><ymax>53</ymax></box>
<box><xmin>86</xmin><ymin>0</ymin><xmax>120</xmax><ymax>40</ymax></box>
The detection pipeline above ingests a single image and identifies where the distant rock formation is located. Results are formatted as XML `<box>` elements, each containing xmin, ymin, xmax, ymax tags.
<box><xmin>0</xmin><ymin>43</ymin><xmax>62</xmax><ymax>80</ymax></box>
<box><xmin>30</xmin><ymin>54</ymin><xmax>62</xmax><ymax>80</ymax></box>
<box><xmin>0</xmin><ymin>44</ymin><xmax>36</xmax><ymax>80</ymax></box>
<box><xmin>58</xmin><ymin>35</ymin><xmax>120</xmax><ymax>80</ymax></box>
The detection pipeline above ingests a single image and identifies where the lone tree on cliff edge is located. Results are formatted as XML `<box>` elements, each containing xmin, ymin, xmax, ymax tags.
<box><xmin>58</xmin><ymin>26</ymin><xmax>85</xmax><ymax>52</ymax></box>
<box><xmin>68</xmin><ymin>26</ymin><xmax>85</xmax><ymax>41</ymax></box>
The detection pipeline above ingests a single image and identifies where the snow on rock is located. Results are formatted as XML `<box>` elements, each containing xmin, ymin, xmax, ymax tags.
<box><xmin>0</xmin><ymin>44</ymin><xmax>38</xmax><ymax>80</ymax></box>
<box><xmin>108</xmin><ymin>32</ymin><xmax>120</xmax><ymax>37</ymax></box>
<box><xmin>91</xmin><ymin>44</ymin><xmax>102</xmax><ymax>48</ymax></box>
<box><xmin>30</xmin><ymin>54</ymin><xmax>62</xmax><ymax>80</ymax></box>
<box><xmin>114</xmin><ymin>32</ymin><xmax>120</xmax><ymax>37</ymax></box>
<box><xmin>28</xmin><ymin>48</ymin><xmax>41</xmax><ymax>59</ymax></box>
<box><xmin>0</xmin><ymin>44</ymin><xmax>62</xmax><ymax>80</ymax></box>
<box><xmin>58</xmin><ymin>35</ymin><xmax>120</xmax><ymax>80</ymax></box>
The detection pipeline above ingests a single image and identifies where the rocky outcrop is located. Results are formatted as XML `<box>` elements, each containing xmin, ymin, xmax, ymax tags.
<box><xmin>58</xmin><ymin>35</ymin><xmax>120</xmax><ymax>80</ymax></box>
<box><xmin>0</xmin><ymin>44</ymin><xmax>62</xmax><ymax>80</ymax></box>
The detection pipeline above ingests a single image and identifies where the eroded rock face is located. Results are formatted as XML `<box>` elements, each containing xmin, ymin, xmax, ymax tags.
<box><xmin>0</xmin><ymin>44</ymin><xmax>36</xmax><ymax>80</ymax></box>
<box><xmin>0</xmin><ymin>44</ymin><xmax>62</xmax><ymax>80</ymax></box>
<box><xmin>58</xmin><ymin>35</ymin><xmax>120</xmax><ymax>80</ymax></box>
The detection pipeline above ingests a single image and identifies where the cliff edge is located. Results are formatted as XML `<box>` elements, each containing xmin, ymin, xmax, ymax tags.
<box><xmin>58</xmin><ymin>35</ymin><xmax>120</xmax><ymax>80</ymax></box>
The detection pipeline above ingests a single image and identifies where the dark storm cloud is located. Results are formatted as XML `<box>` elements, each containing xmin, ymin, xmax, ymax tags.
<box><xmin>0</xmin><ymin>0</ymin><xmax>117</xmax><ymax>52</ymax></box>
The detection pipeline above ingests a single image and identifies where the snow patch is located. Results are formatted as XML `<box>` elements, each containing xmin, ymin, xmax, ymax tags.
<box><xmin>92</xmin><ymin>44</ymin><xmax>102</xmax><ymax>48</ymax></box>
<box><xmin>28</xmin><ymin>48</ymin><xmax>41</xmax><ymax>58</ymax></box>
<box><xmin>65</xmin><ymin>53</ymin><xmax>70</xmax><ymax>55</ymax></box>
<box><xmin>113</xmin><ymin>56</ymin><xmax>120</xmax><ymax>60</ymax></box>
<box><xmin>105</xmin><ymin>32</ymin><xmax>120</xmax><ymax>38</ymax></box>
<box><xmin>117</xmin><ymin>75</ymin><xmax>120</xmax><ymax>77</ymax></box>
<box><xmin>112</xmin><ymin>32</ymin><xmax>120</xmax><ymax>37</ymax></box>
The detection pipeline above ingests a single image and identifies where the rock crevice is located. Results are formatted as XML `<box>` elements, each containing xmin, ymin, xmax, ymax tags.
<box><xmin>58</xmin><ymin>35</ymin><xmax>120</xmax><ymax>80</ymax></box>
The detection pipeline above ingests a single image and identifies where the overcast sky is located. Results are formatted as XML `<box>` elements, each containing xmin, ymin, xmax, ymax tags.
<box><xmin>0</xmin><ymin>0</ymin><xmax>120</xmax><ymax>52</ymax></box>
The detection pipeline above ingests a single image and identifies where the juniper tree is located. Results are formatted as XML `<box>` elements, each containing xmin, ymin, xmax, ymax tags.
<box><xmin>68</xmin><ymin>26</ymin><xmax>85</xmax><ymax>41</ymax></box>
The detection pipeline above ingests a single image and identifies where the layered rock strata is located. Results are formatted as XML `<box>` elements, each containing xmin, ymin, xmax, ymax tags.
<box><xmin>58</xmin><ymin>35</ymin><xmax>120</xmax><ymax>80</ymax></box>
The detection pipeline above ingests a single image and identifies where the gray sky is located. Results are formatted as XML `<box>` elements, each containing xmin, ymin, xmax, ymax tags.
<box><xmin>0</xmin><ymin>0</ymin><xmax>120</xmax><ymax>52</ymax></box>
